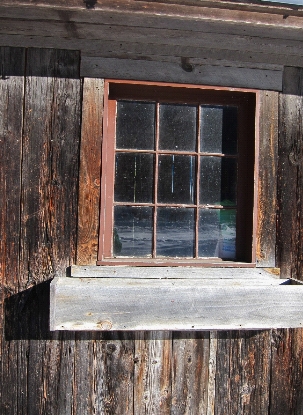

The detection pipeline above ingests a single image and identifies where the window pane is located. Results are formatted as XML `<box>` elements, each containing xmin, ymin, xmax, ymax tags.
<box><xmin>200</xmin><ymin>106</ymin><xmax>223</xmax><ymax>153</ymax></box>
<box><xmin>200</xmin><ymin>156</ymin><xmax>237</xmax><ymax>205</ymax></box>
<box><xmin>116</xmin><ymin>101</ymin><xmax>155</xmax><ymax>150</ymax></box>
<box><xmin>159</xmin><ymin>104</ymin><xmax>196</xmax><ymax>151</ymax></box>
<box><xmin>222</xmin><ymin>107</ymin><xmax>238</xmax><ymax>155</ymax></box>
<box><xmin>198</xmin><ymin>209</ymin><xmax>236</xmax><ymax>259</ymax></box>
<box><xmin>157</xmin><ymin>208</ymin><xmax>195</xmax><ymax>257</ymax></box>
<box><xmin>115</xmin><ymin>153</ymin><xmax>154</xmax><ymax>203</ymax></box>
<box><xmin>158</xmin><ymin>155</ymin><xmax>195</xmax><ymax>204</ymax></box>
<box><xmin>200</xmin><ymin>106</ymin><xmax>237</xmax><ymax>154</ymax></box>
<box><xmin>114</xmin><ymin>206</ymin><xmax>153</xmax><ymax>257</ymax></box>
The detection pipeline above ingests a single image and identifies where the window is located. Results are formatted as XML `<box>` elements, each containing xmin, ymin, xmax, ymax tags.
<box><xmin>98</xmin><ymin>80</ymin><xmax>257</xmax><ymax>266</ymax></box>
<box><xmin>51</xmin><ymin>83</ymin><xmax>303</xmax><ymax>331</ymax></box>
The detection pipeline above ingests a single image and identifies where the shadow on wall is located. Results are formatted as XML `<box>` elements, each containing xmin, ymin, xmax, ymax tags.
<box><xmin>4</xmin><ymin>280</ymin><xmax>134</xmax><ymax>341</ymax></box>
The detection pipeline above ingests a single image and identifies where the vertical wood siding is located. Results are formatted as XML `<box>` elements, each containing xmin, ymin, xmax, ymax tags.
<box><xmin>1</xmin><ymin>47</ymin><xmax>303</xmax><ymax>415</ymax></box>
<box><xmin>278</xmin><ymin>67</ymin><xmax>303</xmax><ymax>281</ymax></box>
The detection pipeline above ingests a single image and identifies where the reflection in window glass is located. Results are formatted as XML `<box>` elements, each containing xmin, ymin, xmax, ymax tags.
<box><xmin>200</xmin><ymin>157</ymin><xmax>237</xmax><ymax>205</ymax></box>
<box><xmin>199</xmin><ymin>209</ymin><xmax>236</xmax><ymax>259</ymax></box>
<box><xmin>157</xmin><ymin>208</ymin><xmax>195</xmax><ymax>257</ymax></box>
<box><xmin>116</xmin><ymin>101</ymin><xmax>155</xmax><ymax>150</ymax></box>
<box><xmin>158</xmin><ymin>155</ymin><xmax>195</xmax><ymax>204</ymax></box>
<box><xmin>159</xmin><ymin>104</ymin><xmax>196</xmax><ymax>151</ymax></box>
<box><xmin>222</xmin><ymin>107</ymin><xmax>238</xmax><ymax>155</ymax></box>
<box><xmin>115</xmin><ymin>153</ymin><xmax>154</xmax><ymax>203</ymax></box>
<box><xmin>114</xmin><ymin>206</ymin><xmax>153</xmax><ymax>257</ymax></box>
<box><xmin>200</xmin><ymin>106</ymin><xmax>237</xmax><ymax>154</ymax></box>
<box><xmin>200</xmin><ymin>107</ymin><xmax>224</xmax><ymax>153</ymax></box>
<box><xmin>111</xmin><ymin>98</ymin><xmax>241</xmax><ymax>260</ymax></box>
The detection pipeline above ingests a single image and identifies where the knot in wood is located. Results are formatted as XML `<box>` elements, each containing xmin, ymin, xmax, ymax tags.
<box><xmin>181</xmin><ymin>57</ymin><xmax>194</xmax><ymax>73</ymax></box>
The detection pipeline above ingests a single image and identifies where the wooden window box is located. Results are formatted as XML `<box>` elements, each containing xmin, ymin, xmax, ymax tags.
<box><xmin>50</xmin><ymin>266</ymin><xmax>303</xmax><ymax>331</ymax></box>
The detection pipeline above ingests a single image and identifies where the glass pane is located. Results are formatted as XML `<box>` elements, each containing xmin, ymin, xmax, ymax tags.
<box><xmin>200</xmin><ymin>106</ymin><xmax>223</xmax><ymax>153</ymax></box>
<box><xmin>114</xmin><ymin>206</ymin><xmax>153</xmax><ymax>257</ymax></box>
<box><xmin>222</xmin><ymin>107</ymin><xmax>238</xmax><ymax>155</ymax></box>
<box><xmin>200</xmin><ymin>156</ymin><xmax>237</xmax><ymax>205</ymax></box>
<box><xmin>200</xmin><ymin>106</ymin><xmax>237</xmax><ymax>154</ymax></box>
<box><xmin>159</xmin><ymin>104</ymin><xmax>196</xmax><ymax>151</ymax></box>
<box><xmin>198</xmin><ymin>209</ymin><xmax>236</xmax><ymax>259</ymax></box>
<box><xmin>157</xmin><ymin>208</ymin><xmax>195</xmax><ymax>257</ymax></box>
<box><xmin>116</xmin><ymin>101</ymin><xmax>155</xmax><ymax>150</ymax></box>
<box><xmin>115</xmin><ymin>153</ymin><xmax>154</xmax><ymax>203</ymax></box>
<box><xmin>158</xmin><ymin>155</ymin><xmax>195</xmax><ymax>204</ymax></box>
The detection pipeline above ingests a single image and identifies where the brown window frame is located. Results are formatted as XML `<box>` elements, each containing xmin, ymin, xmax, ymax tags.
<box><xmin>97</xmin><ymin>79</ymin><xmax>258</xmax><ymax>267</ymax></box>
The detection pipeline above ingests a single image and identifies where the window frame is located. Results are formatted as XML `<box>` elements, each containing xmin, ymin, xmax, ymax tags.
<box><xmin>97</xmin><ymin>79</ymin><xmax>259</xmax><ymax>267</ymax></box>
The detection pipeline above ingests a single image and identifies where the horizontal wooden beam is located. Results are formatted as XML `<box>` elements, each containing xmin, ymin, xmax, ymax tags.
<box><xmin>1</xmin><ymin>0</ymin><xmax>303</xmax><ymax>23</ymax></box>
<box><xmin>50</xmin><ymin>270</ymin><xmax>303</xmax><ymax>330</ymax></box>
<box><xmin>70</xmin><ymin>265</ymin><xmax>282</xmax><ymax>279</ymax></box>
<box><xmin>80</xmin><ymin>57</ymin><xmax>282</xmax><ymax>90</ymax></box>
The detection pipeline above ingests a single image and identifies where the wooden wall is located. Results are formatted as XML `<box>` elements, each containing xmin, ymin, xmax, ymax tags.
<box><xmin>1</xmin><ymin>46</ymin><xmax>303</xmax><ymax>415</ymax></box>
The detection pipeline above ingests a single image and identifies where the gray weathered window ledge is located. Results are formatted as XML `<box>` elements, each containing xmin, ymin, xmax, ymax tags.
<box><xmin>50</xmin><ymin>266</ymin><xmax>303</xmax><ymax>331</ymax></box>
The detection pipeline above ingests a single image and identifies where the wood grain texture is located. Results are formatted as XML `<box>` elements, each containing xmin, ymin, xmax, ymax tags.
<box><xmin>215</xmin><ymin>330</ymin><xmax>271</xmax><ymax>415</ymax></box>
<box><xmin>2</xmin><ymin>0</ymin><xmax>303</xmax><ymax>21</ymax></box>
<box><xmin>207</xmin><ymin>331</ymin><xmax>217</xmax><ymax>415</ymax></box>
<box><xmin>277</xmin><ymin>67</ymin><xmax>303</xmax><ymax>280</ymax></box>
<box><xmin>270</xmin><ymin>329</ymin><xmax>303</xmax><ymax>415</ymax></box>
<box><xmin>20</xmin><ymin>48</ymin><xmax>81</xmax><ymax>289</ymax></box>
<box><xmin>3</xmin><ymin>1</ymin><xmax>303</xmax><ymax>35</ymax></box>
<box><xmin>256</xmin><ymin>90</ymin><xmax>279</xmax><ymax>267</ymax></box>
<box><xmin>1</xmin><ymin>47</ymin><xmax>82</xmax><ymax>415</ymax></box>
<box><xmin>171</xmin><ymin>332</ymin><xmax>210</xmax><ymax>414</ymax></box>
<box><xmin>1</xmin><ymin>34</ymin><xmax>302</xmax><ymax>70</ymax></box>
<box><xmin>76</xmin><ymin>78</ymin><xmax>104</xmax><ymax>265</ymax></box>
<box><xmin>101</xmin><ymin>333</ymin><xmax>135</xmax><ymax>415</ymax></box>
<box><xmin>3</xmin><ymin>17</ymin><xmax>303</xmax><ymax>54</ymax></box>
<box><xmin>134</xmin><ymin>331</ymin><xmax>172</xmax><ymax>414</ymax></box>
<box><xmin>81</xmin><ymin>57</ymin><xmax>282</xmax><ymax>91</ymax></box>
<box><xmin>50</xmin><ymin>277</ymin><xmax>303</xmax><ymax>330</ymax></box>
<box><xmin>0</xmin><ymin>47</ymin><xmax>25</xmax><ymax>415</ymax></box>
<box><xmin>0</xmin><ymin>47</ymin><xmax>24</xmax><ymax>294</ymax></box>
<box><xmin>70</xmin><ymin>265</ymin><xmax>284</xmax><ymax>279</ymax></box>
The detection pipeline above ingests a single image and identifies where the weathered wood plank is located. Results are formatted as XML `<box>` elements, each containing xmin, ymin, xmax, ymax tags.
<box><xmin>70</xmin><ymin>265</ymin><xmax>282</xmax><ymax>280</ymax></box>
<box><xmin>73</xmin><ymin>335</ymin><xmax>93</xmax><ymax>415</ymax></box>
<box><xmin>134</xmin><ymin>331</ymin><xmax>172</xmax><ymax>414</ymax></box>
<box><xmin>50</xmin><ymin>277</ymin><xmax>303</xmax><ymax>330</ymax></box>
<box><xmin>20</xmin><ymin>48</ymin><xmax>81</xmax><ymax>288</ymax></box>
<box><xmin>101</xmin><ymin>333</ymin><xmax>135</xmax><ymax>415</ymax></box>
<box><xmin>26</xmin><ymin>47</ymin><xmax>80</xmax><ymax>78</ymax></box>
<box><xmin>80</xmin><ymin>57</ymin><xmax>282</xmax><ymax>90</ymax></box>
<box><xmin>2</xmin><ymin>0</ymin><xmax>301</xmax><ymax>17</ymax></box>
<box><xmin>215</xmin><ymin>330</ymin><xmax>271</xmax><ymax>415</ymax></box>
<box><xmin>55</xmin><ymin>339</ymin><xmax>76</xmax><ymax>415</ymax></box>
<box><xmin>171</xmin><ymin>332</ymin><xmax>210</xmax><ymax>414</ymax></box>
<box><xmin>3</xmin><ymin>18</ymin><xmax>303</xmax><ymax>60</ymax></box>
<box><xmin>3</xmin><ymin>0</ymin><xmax>303</xmax><ymax>36</ymax></box>
<box><xmin>1</xmin><ymin>33</ymin><xmax>302</xmax><ymax>70</ymax></box>
<box><xmin>270</xmin><ymin>329</ymin><xmax>303</xmax><ymax>415</ymax></box>
<box><xmin>77</xmin><ymin>78</ymin><xmax>104</xmax><ymax>265</ymax></box>
<box><xmin>277</xmin><ymin>67</ymin><xmax>303</xmax><ymax>280</ymax></box>
<box><xmin>256</xmin><ymin>91</ymin><xmax>279</xmax><ymax>267</ymax></box>
<box><xmin>214</xmin><ymin>331</ymin><xmax>231</xmax><ymax>415</ymax></box>
<box><xmin>15</xmin><ymin>48</ymin><xmax>81</xmax><ymax>413</ymax></box>
<box><xmin>0</xmin><ymin>46</ymin><xmax>24</xmax><ymax>293</ymax></box>
<box><xmin>0</xmin><ymin>47</ymin><xmax>25</xmax><ymax>415</ymax></box>
<box><xmin>207</xmin><ymin>331</ymin><xmax>217</xmax><ymax>415</ymax></box>
<box><xmin>41</xmin><ymin>336</ymin><xmax>61</xmax><ymax>415</ymax></box>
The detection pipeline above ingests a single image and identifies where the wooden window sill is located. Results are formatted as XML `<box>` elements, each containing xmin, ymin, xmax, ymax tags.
<box><xmin>50</xmin><ymin>266</ymin><xmax>303</xmax><ymax>331</ymax></box>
